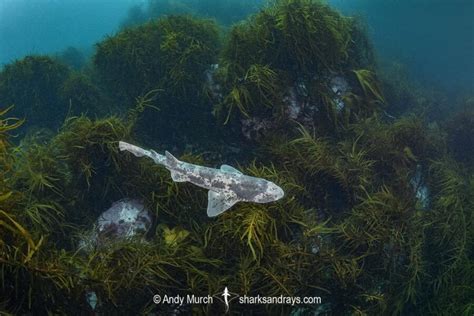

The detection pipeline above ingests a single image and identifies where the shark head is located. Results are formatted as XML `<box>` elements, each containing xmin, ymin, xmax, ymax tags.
<box><xmin>268</xmin><ymin>181</ymin><xmax>285</xmax><ymax>200</ymax></box>
<box><xmin>253</xmin><ymin>181</ymin><xmax>284</xmax><ymax>203</ymax></box>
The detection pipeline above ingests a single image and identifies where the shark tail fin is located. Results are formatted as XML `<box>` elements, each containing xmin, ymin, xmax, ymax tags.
<box><xmin>118</xmin><ymin>141</ymin><xmax>128</xmax><ymax>151</ymax></box>
<box><xmin>165</xmin><ymin>151</ymin><xmax>179</xmax><ymax>168</ymax></box>
<box><xmin>119</xmin><ymin>141</ymin><xmax>147</xmax><ymax>158</ymax></box>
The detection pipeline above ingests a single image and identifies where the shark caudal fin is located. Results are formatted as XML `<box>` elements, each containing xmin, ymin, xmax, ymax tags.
<box><xmin>118</xmin><ymin>141</ymin><xmax>128</xmax><ymax>151</ymax></box>
<box><xmin>119</xmin><ymin>141</ymin><xmax>147</xmax><ymax>157</ymax></box>
<box><xmin>207</xmin><ymin>190</ymin><xmax>239</xmax><ymax>217</ymax></box>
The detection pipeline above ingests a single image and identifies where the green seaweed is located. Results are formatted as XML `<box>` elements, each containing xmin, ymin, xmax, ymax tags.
<box><xmin>215</xmin><ymin>0</ymin><xmax>379</xmax><ymax>139</ymax></box>
<box><xmin>94</xmin><ymin>15</ymin><xmax>220</xmax><ymax>145</ymax></box>
<box><xmin>0</xmin><ymin>56</ymin><xmax>71</xmax><ymax>130</ymax></box>
<box><xmin>446</xmin><ymin>107</ymin><xmax>474</xmax><ymax>168</ymax></box>
<box><xmin>59</xmin><ymin>72</ymin><xmax>108</xmax><ymax>117</ymax></box>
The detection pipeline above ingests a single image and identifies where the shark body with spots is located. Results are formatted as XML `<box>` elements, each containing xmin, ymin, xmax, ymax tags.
<box><xmin>118</xmin><ymin>141</ymin><xmax>284</xmax><ymax>217</ymax></box>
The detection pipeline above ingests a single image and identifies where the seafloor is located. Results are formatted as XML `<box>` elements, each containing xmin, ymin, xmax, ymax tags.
<box><xmin>0</xmin><ymin>0</ymin><xmax>472</xmax><ymax>315</ymax></box>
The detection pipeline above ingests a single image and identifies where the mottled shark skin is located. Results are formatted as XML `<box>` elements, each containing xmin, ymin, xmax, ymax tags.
<box><xmin>118</xmin><ymin>141</ymin><xmax>285</xmax><ymax>217</ymax></box>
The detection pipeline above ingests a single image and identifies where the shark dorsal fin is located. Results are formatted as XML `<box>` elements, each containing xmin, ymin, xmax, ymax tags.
<box><xmin>220</xmin><ymin>164</ymin><xmax>242</xmax><ymax>175</ymax></box>
<box><xmin>165</xmin><ymin>151</ymin><xmax>179</xmax><ymax>168</ymax></box>
<box><xmin>207</xmin><ymin>190</ymin><xmax>239</xmax><ymax>217</ymax></box>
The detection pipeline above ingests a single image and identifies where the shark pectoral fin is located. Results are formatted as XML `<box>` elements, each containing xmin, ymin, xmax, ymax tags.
<box><xmin>220</xmin><ymin>164</ymin><xmax>242</xmax><ymax>175</ymax></box>
<box><xmin>170</xmin><ymin>170</ymin><xmax>187</xmax><ymax>182</ymax></box>
<box><xmin>207</xmin><ymin>190</ymin><xmax>239</xmax><ymax>217</ymax></box>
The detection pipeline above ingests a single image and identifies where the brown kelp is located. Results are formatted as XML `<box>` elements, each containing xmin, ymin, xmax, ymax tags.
<box><xmin>267</xmin><ymin>112</ymin><xmax>472</xmax><ymax>314</ymax></box>
<box><xmin>446</xmin><ymin>107</ymin><xmax>474</xmax><ymax>168</ymax></box>
<box><xmin>0</xmin><ymin>106</ymin><xmax>209</xmax><ymax>313</ymax></box>
<box><xmin>59</xmin><ymin>72</ymin><xmax>109</xmax><ymax>117</ymax></box>
<box><xmin>94</xmin><ymin>15</ymin><xmax>220</xmax><ymax>146</ymax></box>
<box><xmin>214</xmin><ymin>0</ymin><xmax>381</xmax><ymax>141</ymax></box>
<box><xmin>0</xmin><ymin>56</ymin><xmax>70</xmax><ymax>130</ymax></box>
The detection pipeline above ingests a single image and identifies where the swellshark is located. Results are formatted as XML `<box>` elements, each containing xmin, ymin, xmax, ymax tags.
<box><xmin>118</xmin><ymin>141</ymin><xmax>284</xmax><ymax>217</ymax></box>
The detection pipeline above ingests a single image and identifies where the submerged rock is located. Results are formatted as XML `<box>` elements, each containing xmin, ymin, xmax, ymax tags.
<box><xmin>77</xmin><ymin>200</ymin><xmax>152</xmax><ymax>310</ymax></box>
<box><xmin>205</xmin><ymin>63</ymin><xmax>223</xmax><ymax>101</ymax></box>
<box><xmin>97</xmin><ymin>199</ymin><xmax>152</xmax><ymax>238</ymax></box>
<box><xmin>282</xmin><ymin>81</ymin><xmax>319</xmax><ymax>131</ymax></box>
<box><xmin>284</xmin><ymin>87</ymin><xmax>301</xmax><ymax>119</ymax></box>
<box><xmin>241</xmin><ymin>117</ymin><xmax>274</xmax><ymax>140</ymax></box>
<box><xmin>329</xmin><ymin>75</ymin><xmax>350</xmax><ymax>112</ymax></box>
<box><xmin>281</xmin><ymin>75</ymin><xmax>351</xmax><ymax>132</ymax></box>
<box><xmin>85</xmin><ymin>290</ymin><xmax>98</xmax><ymax>311</ymax></box>
<box><xmin>410</xmin><ymin>165</ymin><xmax>430</xmax><ymax>210</ymax></box>
<box><xmin>78</xmin><ymin>199</ymin><xmax>152</xmax><ymax>252</ymax></box>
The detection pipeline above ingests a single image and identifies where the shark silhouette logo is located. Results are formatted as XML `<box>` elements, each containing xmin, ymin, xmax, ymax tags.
<box><xmin>222</xmin><ymin>287</ymin><xmax>230</xmax><ymax>311</ymax></box>
<box><xmin>213</xmin><ymin>287</ymin><xmax>239</xmax><ymax>313</ymax></box>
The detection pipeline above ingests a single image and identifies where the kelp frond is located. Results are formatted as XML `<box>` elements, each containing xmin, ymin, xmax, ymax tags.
<box><xmin>0</xmin><ymin>210</ymin><xmax>44</xmax><ymax>263</ymax></box>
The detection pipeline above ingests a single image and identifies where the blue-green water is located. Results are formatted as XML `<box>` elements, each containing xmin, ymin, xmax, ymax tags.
<box><xmin>1</xmin><ymin>0</ymin><xmax>473</xmax><ymax>93</ymax></box>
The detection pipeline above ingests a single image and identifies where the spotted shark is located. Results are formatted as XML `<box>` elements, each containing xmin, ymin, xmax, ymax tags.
<box><xmin>118</xmin><ymin>141</ymin><xmax>284</xmax><ymax>217</ymax></box>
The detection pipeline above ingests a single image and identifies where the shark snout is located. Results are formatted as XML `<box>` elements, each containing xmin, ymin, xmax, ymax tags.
<box><xmin>268</xmin><ymin>182</ymin><xmax>285</xmax><ymax>201</ymax></box>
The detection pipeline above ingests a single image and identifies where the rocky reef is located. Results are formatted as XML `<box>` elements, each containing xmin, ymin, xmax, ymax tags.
<box><xmin>0</xmin><ymin>0</ymin><xmax>472</xmax><ymax>315</ymax></box>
